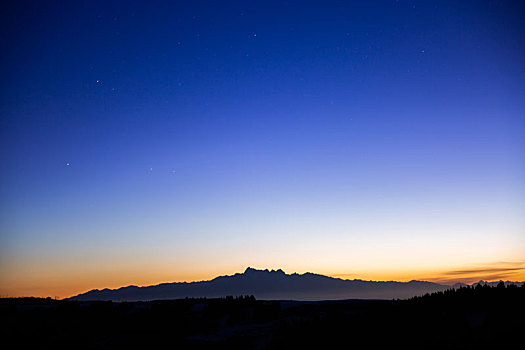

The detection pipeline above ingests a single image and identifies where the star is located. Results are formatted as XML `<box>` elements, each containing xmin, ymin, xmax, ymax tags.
<box><xmin>66</xmin><ymin>162</ymin><xmax>70</xmax><ymax>166</ymax></box>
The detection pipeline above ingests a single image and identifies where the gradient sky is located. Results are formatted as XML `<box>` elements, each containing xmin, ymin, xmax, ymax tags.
<box><xmin>1</xmin><ymin>0</ymin><xmax>524</xmax><ymax>298</ymax></box>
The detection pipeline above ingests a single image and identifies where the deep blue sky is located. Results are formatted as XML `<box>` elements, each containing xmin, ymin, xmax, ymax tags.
<box><xmin>1</xmin><ymin>1</ymin><xmax>524</xmax><ymax>297</ymax></box>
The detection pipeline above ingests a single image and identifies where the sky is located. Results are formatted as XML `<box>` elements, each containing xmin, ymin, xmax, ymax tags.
<box><xmin>1</xmin><ymin>0</ymin><xmax>524</xmax><ymax>298</ymax></box>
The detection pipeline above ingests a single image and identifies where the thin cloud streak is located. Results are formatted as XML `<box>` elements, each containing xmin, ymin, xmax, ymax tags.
<box><xmin>331</xmin><ymin>261</ymin><xmax>525</xmax><ymax>285</ymax></box>
<box><xmin>425</xmin><ymin>261</ymin><xmax>525</xmax><ymax>285</ymax></box>
<box><xmin>439</xmin><ymin>267</ymin><xmax>525</xmax><ymax>276</ymax></box>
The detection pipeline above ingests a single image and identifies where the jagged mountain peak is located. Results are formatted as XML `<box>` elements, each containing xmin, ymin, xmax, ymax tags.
<box><xmin>244</xmin><ymin>267</ymin><xmax>286</xmax><ymax>275</ymax></box>
<box><xmin>68</xmin><ymin>267</ymin><xmax>456</xmax><ymax>302</ymax></box>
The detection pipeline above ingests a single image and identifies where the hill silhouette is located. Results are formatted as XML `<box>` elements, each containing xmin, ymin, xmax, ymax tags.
<box><xmin>69</xmin><ymin>267</ymin><xmax>453</xmax><ymax>301</ymax></box>
<box><xmin>2</xmin><ymin>283</ymin><xmax>524</xmax><ymax>348</ymax></box>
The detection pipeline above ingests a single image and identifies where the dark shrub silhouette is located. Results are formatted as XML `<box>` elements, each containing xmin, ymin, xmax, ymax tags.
<box><xmin>1</xmin><ymin>284</ymin><xmax>523</xmax><ymax>349</ymax></box>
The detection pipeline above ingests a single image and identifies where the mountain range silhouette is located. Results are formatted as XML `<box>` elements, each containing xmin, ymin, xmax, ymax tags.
<box><xmin>69</xmin><ymin>267</ymin><xmax>465</xmax><ymax>301</ymax></box>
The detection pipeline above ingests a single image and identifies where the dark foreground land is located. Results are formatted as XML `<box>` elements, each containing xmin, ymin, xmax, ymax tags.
<box><xmin>2</xmin><ymin>283</ymin><xmax>523</xmax><ymax>349</ymax></box>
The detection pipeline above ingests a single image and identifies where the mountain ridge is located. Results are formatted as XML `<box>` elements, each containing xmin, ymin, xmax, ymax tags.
<box><xmin>68</xmin><ymin>267</ymin><xmax>525</xmax><ymax>302</ymax></box>
<box><xmin>67</xmin><ymin>267</ymin><xmax>449</xmax><ymax>301</ymax></box>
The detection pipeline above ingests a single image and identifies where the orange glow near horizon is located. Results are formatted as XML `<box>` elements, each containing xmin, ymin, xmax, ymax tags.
<box><xmin>1</xmin><ymin>260</ymin><xmax>524</xmax><ymax>299</ymax></box>
<box><xmin>329</xmin><ymin>261</ymin><xmax>525</xmax><ymax>285</ymax></box>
